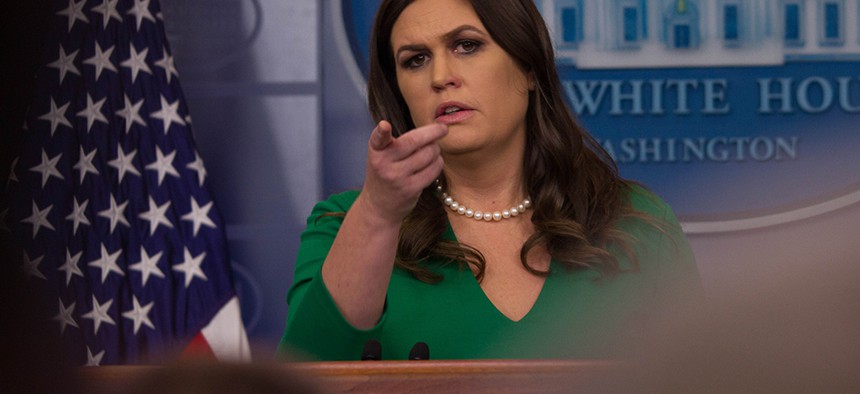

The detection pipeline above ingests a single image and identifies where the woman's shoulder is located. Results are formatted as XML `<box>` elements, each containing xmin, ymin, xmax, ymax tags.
<box><xmin>622</xmin><ymin>182</ymin><xmax>675</xmax><ymax>221</ymax></box>
<box><xmin>616</xmin><ymin>182</ymin><xmax>686</xmax><ymax>240</ymax></box>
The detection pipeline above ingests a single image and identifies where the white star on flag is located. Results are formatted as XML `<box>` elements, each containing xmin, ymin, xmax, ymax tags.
<box><xmin>150</xmin><ymin>95</ymin><xmax>186</xmax><ymax>134</ymax></box>
<box><xmin>97</xmin><ymin>195</ymin><xmax>130</xmax><ymax>233</ymax></box>
<box><xmin>47</xmin><ymin>45</ymin><xmax>80</xmax><ymax>83</ymax></box>
<box><xmin>76</xmin><ymin>93</ymin><xmax>109</xmax><ymax>132</ymax></box>
<box><xmin>38</xmin><ymin>98</ymin><xmax>72</xmax><ymax>136</ymax></box>
<box><xmin>29</xmin><ymin>149</ymin><xmax>65</xmax><ymax>187</ymax></box>
<box><xmin>66</xmin><ymin>198</ymin><xmax>91</xmax><ymax>235</ymax></box>
<box><xmin>145</xmin><ymin>146</ymin><xmax>180</xmax><ymax>186</ymax></box>
<box><xmin>21</xmin><ymin>201</ymin><xmax>55</xmax><ymax>238</ymax></box>
<box><xmin>83</xmin><ymin>42</ymin><xmax>117</xmax><ymax>81</ymax></box>
<box><xmin>129</xmin><ymin>246</ymin><xmax>165</xmax><ymax>286</ymax></box>
<box><xmin>21</xmin><ymin>252</ymin><xmax>47</xmax><ymax>280</ymax></box>
<box><xmin>127</xmin><ymin>0</ymin><xmax>156</xmax><ymax>30</ymax></box>
<box><xmin>181</xmin><ymin>197</ymin><xmax>216</xmax><ymax>237</ymax></box>
<box><xmin>56</xmin><ymin>0</ymin><xmax>89</xmax><ymax>32</ymax></box>
<box><xmin>107</xmin><ymin>145</ymin><xmax>141</xmax><ymax>183</ymax></box>
<box><xmin>138</xmin><ymin>196</ymin><xmax>173</xmax><ymax>235</ymax></box>
<box><xmin>122</xmin><ymin>295</ymin><xmax>156</xmax><ymax>334</ymax></box>
<box><xmin>85</xmin><ymin>347</ymin><xmax>105</xmax><ymax>367</ymax></box>
<box><xmin>88</xmin><ymin>243</ymin><xmax>124</xmax><ymax>284</ymax></box>
<box><xmin>53</xmin><ymin>299</ymin><xmax>79</xmax><ymax>335</ymax></box>
<box><xmin>120</xmin><ymin>44</ymin><xmax>151</xmax><ymax>83</ymax></box>
<box><xmin>91</xmin><ymin>0</ymin><xmax>123</xmax><ymax>29</ymax></box>
<box><xmin>115</xmin><ymin>94</ymin><xmax>146</xmax><ymax>133</ymax></box>
<box><xmin>6</xmin><ymin>157</ymin><xmax>19</xmax><ymax>188</ymax></box>
<box><xmin>73</xmin><ymin>146</ymin><xmax>100</xmax><ymax>184</ymax></box>
<box><xmin>154</xmin><ymin>49</ymin><xmax>179</xmax><ymax>83</ymax></box>
<box><xmin>173</xmin><ymin>247</ymin><xmax>207</xmax><ymax>288</ymax></box>
<box><xmin>186</xmin><ymin>152</ymin><xmax>208</xmax><ymax>187</ymax></box>
<box><xmin>82</xmin><ymin>295</ymin><xmax>116</xmax><ymax>335</ymax></box>
<box><xmin>58</xmin><ymin>248</ymin><xmax>85</xmax><ymax>285</ymax></box>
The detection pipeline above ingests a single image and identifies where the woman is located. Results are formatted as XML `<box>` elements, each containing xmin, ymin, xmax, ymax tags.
<box><xmin>279</xmin><ymin>0</ymin><xmax>700</xmax><ymax>361</ymax></box>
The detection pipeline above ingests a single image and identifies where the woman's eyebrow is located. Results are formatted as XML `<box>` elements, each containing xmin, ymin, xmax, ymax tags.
<box><xmin>441</xmin><ymin>24</ymin><xmax>486</xmax><ymax>42</ymax></box>
<box><xmin>394</xmin><ymin>25</ymin><xmax>487</xmax><ymax>59</ymax></box>
<box><xmin>395</xmin><ymin>44</ymin><xmax>426</xmax><ymax>60</ymax></box>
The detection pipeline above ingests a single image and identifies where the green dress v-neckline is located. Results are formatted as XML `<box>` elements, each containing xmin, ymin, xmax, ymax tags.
<box><xmin>441</xmin><ymin>221</ymin><xmax>555</xmax><ymax>324</ymax></box>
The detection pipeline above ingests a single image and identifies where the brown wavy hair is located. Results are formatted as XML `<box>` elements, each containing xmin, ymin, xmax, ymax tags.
<box><xmin>368</xmin><ymin>0</ymin><xmax>642</xmax><ymax>283</ymax></box>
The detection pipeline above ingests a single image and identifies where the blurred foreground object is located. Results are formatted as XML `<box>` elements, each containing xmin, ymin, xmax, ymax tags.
<box><xmin>593</xmin><ymin>255</ymin><xmax>860</xmax><ymax>392</ymax></box>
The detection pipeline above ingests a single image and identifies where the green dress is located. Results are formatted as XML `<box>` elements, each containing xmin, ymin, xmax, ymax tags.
<box><xmin>278</xmin><ymin>186</ymin><xmax>700</xmax><ymax>361</ymax></box>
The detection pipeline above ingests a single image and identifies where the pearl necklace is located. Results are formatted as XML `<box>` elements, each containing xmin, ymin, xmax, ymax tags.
<box><xmin>435</xmin><ymin>181</ymin><xmax>532</xmax><ymax>222</ymax></box>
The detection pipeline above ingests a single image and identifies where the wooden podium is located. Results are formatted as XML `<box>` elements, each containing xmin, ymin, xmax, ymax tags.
<box><xmin>78</xmin><ymin>359</ymin><xmax>615</xmax><ymax>393</ymax></box>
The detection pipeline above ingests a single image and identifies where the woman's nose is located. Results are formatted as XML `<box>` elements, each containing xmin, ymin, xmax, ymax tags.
<box><xmin>431</xmin><ymin>56</ymin><xmax>462</xmax><ymax>91</ymax></box>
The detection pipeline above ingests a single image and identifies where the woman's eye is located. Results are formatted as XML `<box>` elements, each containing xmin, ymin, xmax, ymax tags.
<box><xmin>405</xmin><ymin>54</ymin><xmax>427</xmax><ymax>68</ymax></box>
<box><xmin>455</xmin><ymin>40</ymin><xmax>481</xmax><ymax>54</ymax></box>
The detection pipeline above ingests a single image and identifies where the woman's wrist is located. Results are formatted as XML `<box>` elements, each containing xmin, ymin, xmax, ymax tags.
<box><xmin>352</xmin><ymin>191</ymin><xmax>408</xmax><ymax>230</ymax></box>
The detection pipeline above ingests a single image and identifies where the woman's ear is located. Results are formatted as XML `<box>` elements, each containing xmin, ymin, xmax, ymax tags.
<box><xmin>528</xmin><ymin>72</ymin><xmax>536</xmax><ymax>91</ymax></box>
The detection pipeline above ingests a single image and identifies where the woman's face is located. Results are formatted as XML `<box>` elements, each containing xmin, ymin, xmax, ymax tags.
<box><xmin>390</xmin><ymin>0</ymin><xmax>532</xmax><ymax>158</ymax></box>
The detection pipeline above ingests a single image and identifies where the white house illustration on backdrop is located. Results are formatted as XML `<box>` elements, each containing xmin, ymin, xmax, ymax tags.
<box><xmin>535</xmin><ymin>0</ymin><xmax>860</xmax><ymax>68</ymax></box>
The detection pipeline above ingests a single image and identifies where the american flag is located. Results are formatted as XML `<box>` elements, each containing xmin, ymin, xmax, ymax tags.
<box><xmin>3</xmin><ymin>0</ymin><xmax>249</xmax><ymax>365</ymax></box>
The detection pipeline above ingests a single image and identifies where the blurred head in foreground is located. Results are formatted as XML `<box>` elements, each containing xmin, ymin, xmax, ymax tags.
<box><xmin>590</xmin><ymin>256</ymin><xmax>860</xmax><ymax>392</ymax></box>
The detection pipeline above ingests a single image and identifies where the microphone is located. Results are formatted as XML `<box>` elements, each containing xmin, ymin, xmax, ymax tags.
<box><xmin>361</xmin><ymin>339</ymin><xmax>382</xmax><ymax>360</ymax></box>
<box><xmin>408</xmin><ymin>342</ymin><xmax>430</xmax><ymax>360</ymax></box>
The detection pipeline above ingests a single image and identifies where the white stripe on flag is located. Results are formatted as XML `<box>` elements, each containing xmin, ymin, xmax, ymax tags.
<box><xmin>201</xmin><ymin>296</ymin><xmax>251</xmax><ymax>362</ymax></box>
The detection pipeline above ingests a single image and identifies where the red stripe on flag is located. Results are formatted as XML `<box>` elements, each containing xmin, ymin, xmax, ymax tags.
<box><xmin>181</xmin><ymin>333</ymin><xmax>217</xmax><ymax>359</ymax></box>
